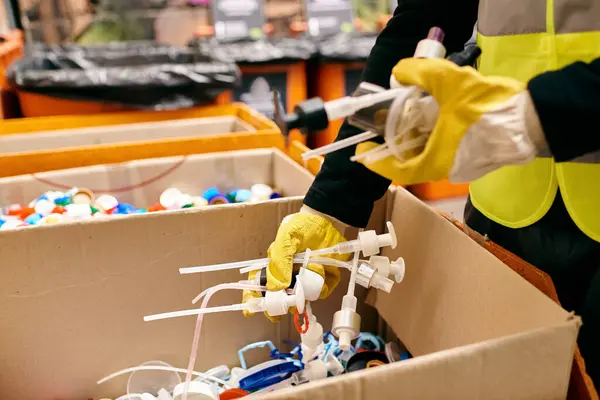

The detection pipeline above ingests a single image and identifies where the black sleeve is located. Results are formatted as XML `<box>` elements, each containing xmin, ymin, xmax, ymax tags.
<box><xmin>304</xmin><ymin>0</ymin><xmax>479</xmax><ymax>228</ymax></box>
<box><xmin>528</xmin><ymin>57</ymin><xmax>600</xmax><ymax>163</ymax></box>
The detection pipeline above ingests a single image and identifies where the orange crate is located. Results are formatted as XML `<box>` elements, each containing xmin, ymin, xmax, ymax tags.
<box><xmin>410</xmin><ymin>180</ymin><xmax>470</xmax><ymax>201</ymax></box>
<box><xmin>220</xmin><ymin>61</ymin><xmax>307</xmax><ymax>145</ymax></box>
<box><xmin>16</xmin><ymin>91</ymin><xmax>232</xmax><ymax>118</ymax></box>
<box><xmin>313</xmin><ymin>61</ymin><xmax>365</xmax><ymax>148</ymax></box>
<box><xmin>0</xmin><ymin>103</ymin><xmax>284</xmax><ymax>177</ymax></box>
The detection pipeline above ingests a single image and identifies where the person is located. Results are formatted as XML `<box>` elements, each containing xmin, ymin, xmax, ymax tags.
<box><xmin>244</xmin><ymin>0</ymin><xmax>600</xmax><ymax>386</ymax></box>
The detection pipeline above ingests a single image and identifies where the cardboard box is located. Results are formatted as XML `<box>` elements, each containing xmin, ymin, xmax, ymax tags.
<box><xmin>0</xmin><ymin>148</ymin><xmax>313</xmax><ymax>219</ymax></box>
<box><xmin>0</xmin><ymin>187</ymin><xmax>578</xmax><ymax>400</ymax></box>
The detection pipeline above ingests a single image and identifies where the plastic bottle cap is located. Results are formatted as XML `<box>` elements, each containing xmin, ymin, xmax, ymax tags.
<box><xmin>0</xmin><ymin>219</ymin><xmax>26</xmax><ymax>230</ymax></box>
<box><xmin>95</xmin><ymin>195</ymin><xmax>118</xmax><ymax>212</ymax></box>
<box><xmin>218</xmin><ymin>388</ymin><xmax>249</xmax><ymax>400</ymax></box>
<box><xmin>208</xmin><ymin>195</ymin><xmax>230</xmax><ymax>205</ymax></box>
<box><xmin>192</xmin><ymin>196</ymin><xmax>208</xmax><ymax>207</ymax></box>
<box><xmin>250</xmin><ymin>184</ymin><xmax>273</xmax><ymax>201</ymax></box>
<box><xmin>65</xmin><ymin>204</ymin><xmax>93</xmax><ymax>219</ymax></box>
<box><xmin>24</xmin><ymin>213</ymin><xmax>43</xmax><ymax>225</ymax></box>
<box><xmin>160</xmin><ymin>188</ymin><xmax>183</xmax><ymax>210</ymax></box>
<box><xmin>172</xmin><ymin>381</ymin><xmax>217</xmax><ymax>400</ymax></box>
<box><xmin>202</xmin><ymin>187</ymin><xmax>221</xmax><ymax>202</ymax></box>
<box><xmin>72</xmin><ymin>188</ymin><xmax>95</xmax><ymax>205</ymax></box>
<box><xmin>40</xmin><ymin>213</ymin><xmax>64</xmax><ymax>225</ymax></box>
<box><xmin>234</xmin><ymin>189</ymin><xmax>252</xmax><ymax>203</ymax></box>
<box><xmin>176</xmin><ymin>193</ymin><xmax>193</xmax><ymax>209</ymax></box>
<box><xmin>34</xmin><ymin>199</ymin><xmax>55</xmax><ymax>217</ymax></box>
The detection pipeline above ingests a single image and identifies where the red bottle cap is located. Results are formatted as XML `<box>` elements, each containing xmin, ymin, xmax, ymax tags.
<box><xmin>219</xmin><ymin>388</ymin><xmax>250</xmax><ymax>399</ymax></box>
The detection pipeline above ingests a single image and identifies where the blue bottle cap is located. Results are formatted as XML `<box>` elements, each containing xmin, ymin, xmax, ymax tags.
<box><xmin>269</xmin><ymin>192</ymin><xmax>283</xmax><ymax>199</ymax></box>
<box><xmin>202</xmin><ymin>187</ymin><xmax>222</xmax><ymax>202</ymax></box>
<box><xmin>235</xmin><ymin>189</ymin><xmax>252</xmax><ymax>203</ymax></box>
<box><xmin>24</xmin><ymin>213</ymin><xmax>43</xmax><ymax>225</ymax></box>
<box><xmin>116</xmin><ymin>203</ymin><xmax>136</xmax><ymax>214</ymax></box>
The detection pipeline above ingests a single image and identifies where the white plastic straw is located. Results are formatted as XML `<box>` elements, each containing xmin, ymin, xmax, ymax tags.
<box><xmin>301</xmin><ymin>131</ymin><xmax>378</xmax><ymax>160</ymax></box>
<box><xmin>180</xmin><ymin>246</ymin><xmax>343</xmax><ymax>275</ymax></box>
<box><xmin>97</xmin><ymin>365</ymin><xmax>229</xmax><ymax>387</ymax></box>
<box><xmin>238</xmin><ymin>256</ymin><xmax>352</xmax><ymax>274</ymax></box>
<box><xmin>144</xmin><ymin>303</ymin><xmax>247</xmax><ymax>322</ymax></box>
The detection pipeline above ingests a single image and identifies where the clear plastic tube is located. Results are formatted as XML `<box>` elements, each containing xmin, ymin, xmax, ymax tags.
<box><xmin>301</xmin><ymin>131</ymin><xmax>378</xmax><ymax>160</ymax></box>
<box><xmin>350</xmin><ymin>134</ymin><xmax>429</xmax><ymax>164</ymax></box>
<box><xmin>181</xmin><ymin>283</ymin><xmax>266</xmax><ymax>400</ymax></box>
<box><xmin>97</xmin><ymin>365</ymin><xmax>229</xmax><ymax>387</ymax></box>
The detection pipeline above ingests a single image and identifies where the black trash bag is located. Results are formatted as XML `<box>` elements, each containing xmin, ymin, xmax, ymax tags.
<box><xmin>7</xmin><ymin>42</ymin><xmax>241</xmax><ymax>110</ymax></box>
<box><xmin>189</xmin><ymin>37</ymin><xmax>318</xmax><ymax>64</ymax></box>
<box><xmin>317</xmin><ymin>32</ymin><xmax>378</xmax><ymax>62</ymax></box>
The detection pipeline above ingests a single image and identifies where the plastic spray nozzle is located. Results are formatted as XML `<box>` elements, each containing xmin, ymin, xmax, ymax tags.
<box><xmin>332</xmin><ymin>294</ymin><xmax>361</xmax><ymax>351</ymax></box>
<box><xmin>144</xmin><ymin>283</ymin><xmax>306</xmax><ymax>322</ymax></box>
<box><xmin>274</xmin><ymin>90</ymin><xmax>329</xmax><ymax>137</ymax></box>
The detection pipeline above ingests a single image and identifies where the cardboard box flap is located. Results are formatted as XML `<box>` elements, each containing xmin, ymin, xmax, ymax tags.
<box><xmin>0</xmin><ymin>149</ymin><xmax>313</xmax><ymax>207</ymax></box>
<box><xmin>0</xmin><ymin>116</ymin><xmax>256</xmax><ymax>155</ymax></box>
<box><xmin>261</xmin><ymin>319</ymin><xmax>579</xmax><ymax>400</ymax></box>
<box><xmin>374</xmin><ymin>188</ymin><xmax>571</xmax><ymax>356</ymax></box>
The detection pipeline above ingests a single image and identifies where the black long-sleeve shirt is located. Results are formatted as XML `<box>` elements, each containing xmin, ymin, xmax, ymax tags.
<box><xmin>304</xmin><ymin>0</ymin><xmax>600</xmax><ymax>228</ymax></box>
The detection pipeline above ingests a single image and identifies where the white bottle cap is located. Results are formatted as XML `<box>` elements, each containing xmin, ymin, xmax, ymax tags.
<box><xmin>0</xmin><ymin>219</ymin><xmax>26</xmax><ymax>230</ymax></box>
<box><xmin>34</xmin><ymin>199</ymin><xmax>55</xmax><ymax>217</ymax></box>
<box><xmin>96</xmin><ymin>194</ymin><xmax>118</xmax><ymax>212</ymax></box>
<box><xmin>172</xmin><ymin>381</ymin><xmax>217</xmax><ymax>400</ymax></box>
<box><xmin>250</xmin><ymin>184</ymin><xmax>273</xmax><ymax>201</ymax></box>
<box><xmin>160</xmin><ymin>188</ymin><xmax>183</xmax><ymax>210</ymax></box>
<box><xmin>175</xmin><ymin>193</ymin><xmax>193</xmax><ymax>209</ymax></box>
<box><xmin>65</xmin><ymin>204</ymin><xmax>92</xmax><ymax>219</ymax></box>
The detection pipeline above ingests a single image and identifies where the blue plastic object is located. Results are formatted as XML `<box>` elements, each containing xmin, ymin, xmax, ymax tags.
<box><xmin>238</xmin><ymin>341</ymin><xmax>278</xmax><ymax>370</ymax></box>
<box><xmin>24</xmin><ymin>213</ymin><xmax>43</xmax><ymax>225</ymax></box>
<box><xmin>202</xmin><ymin>187</ymin><xmax>222</xmax><ymax>202</ymax></box>
<box><xmin>235</xmin><ymin>189</ymin><xmax>252</xmax><ymax>203</ymax></box>
<box><xmin>0</xmin><ymin>219</ymin><xmax>5</xmax><ymax>228</ymax></box>
<box><xmin>115</xmin><ymin>203</ymin><xmax>137</xmax><ymax>214</ymax></box>
<box><xmin>239</xmin><ymin>361</ymin><xmax>301</xmax><ymax>392</ymax></box>
<box><xmin>355</xmin><ymin>333</ymin><xmax>385</xmax><ymax>352</ymax></box>
<box><xmin>400</xmin><ymin>351</ymin><xmax>411</xmax><ymax>361</ymax></box>
<box><xmin>269</xmin><ymin>192</ymin><xmax>283</xmax><ymax>199</ymax></box>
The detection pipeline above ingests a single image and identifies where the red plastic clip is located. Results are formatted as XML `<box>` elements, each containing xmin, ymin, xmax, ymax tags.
<box><xmin>294</xmin><ymin>308</ymin><xmax>310</xmax><ymax>334</ymax></box>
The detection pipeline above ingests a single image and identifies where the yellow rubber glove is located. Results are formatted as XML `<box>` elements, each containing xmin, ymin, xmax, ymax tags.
<box><xmin>242</xmin><ymin>208</ymin><xmax>351</xmax><ymax>321</ymax></box>
<box><xmin>356</xmin><ymin>58</ymin><xmax>544</xmax><ymax>185</ymax></box>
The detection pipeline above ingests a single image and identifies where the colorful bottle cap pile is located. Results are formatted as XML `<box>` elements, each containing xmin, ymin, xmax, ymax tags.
<box><xmin>0</xmin><ymin>184</ymin><xmax>283</xmax><ymax>230</ymax></box>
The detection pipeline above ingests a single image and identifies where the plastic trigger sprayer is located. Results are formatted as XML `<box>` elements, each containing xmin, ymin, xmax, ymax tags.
<box><xmin>273</xmin><ymin>27</ymin><xmax>481</xmax><ymax>162</ymax></box>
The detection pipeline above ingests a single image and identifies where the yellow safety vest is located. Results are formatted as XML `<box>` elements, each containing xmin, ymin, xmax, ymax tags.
<box><xmin>470</xmin><ymin>0</ymin><xmax>600</xmax><ymax>242</ymax></box>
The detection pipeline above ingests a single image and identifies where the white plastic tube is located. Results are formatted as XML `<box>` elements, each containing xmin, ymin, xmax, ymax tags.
<box><xmin>181</xmin><ymin>247</ymin><xmax>349</xmax><ymax>275</ymax></box>
<box><xmin>181</xmin><ymin>283</ymin><xmax>265</xmax><ymax>400</ymax></box>
<box><xmin>144</xmin><ymin>303</ymin><xmax>249</xmax><ymax>321</ymax></box>
<box><xmin>301</xmin><ymin>131</ymin><xmax>378</xmax><ymax>160</ymax></box>
<box><xmin>239</xmin><ymin>256</ymin><xmax>352</xmax><ymax>274</ymax></box>
<box><xmin>97</xmin><ymin>366</ymin><xmax>229</xmax><ymax>387</ymax></box>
